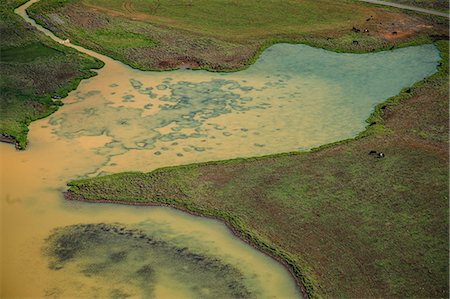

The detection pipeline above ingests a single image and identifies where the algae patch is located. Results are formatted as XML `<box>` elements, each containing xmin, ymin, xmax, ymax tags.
<box><xmin>43</xmin><ymin>223</ymin><xmax>254</xmax><ymax>298</ymax></box>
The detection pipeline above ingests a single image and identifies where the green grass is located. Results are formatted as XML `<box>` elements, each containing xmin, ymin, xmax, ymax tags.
<box><xmin>91</xmin><ymin>28</ymin><xmax>155</xmax><ymax>49</ymax></box>
<box><xmin>1</xmin><ymin>42</ymin><xmax>62</xmax><ymax>63</ymax></box>
<box><xmin>84</xmin><ymin>0</ymin><xmax>368</xmax><ymax>39</ymax></box>
<box><xmin>66</xmin><ymin>41</ymin><xmax>449</xmax><ymax>298</ymax></box>
<box><xmin>0</xmin><ymin>0</ymin><xmax>103</xmax><ymax>149</ymax></box>
<box><xmin>26</xmin><ymin>0</ymin><xmax>448</xmax><ymax>71</ymax></box>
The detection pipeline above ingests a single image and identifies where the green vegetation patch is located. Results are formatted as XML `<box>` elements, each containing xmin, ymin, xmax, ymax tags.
<box><xmin>66</xmin><ymin>41</ymin><xmax>449</xmax><ymax>298</ymax></box>
<box><xmin>84</xmin><ymin>0</ymin><xmax>367</xmax><ymax>38</ymax></box>
<box><xmin>1</xmin><ymin>42</ymin><xmax>62</xmax><ymax>63</ymax></box>
<box><xmin>92</xmin><ymin>28</ymin><xmax>155</xmax><ymax>49</ymax></box>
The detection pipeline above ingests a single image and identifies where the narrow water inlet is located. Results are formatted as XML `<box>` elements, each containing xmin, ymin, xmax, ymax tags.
<box><xmin>0</xmin><ymin>0</ymin><xmax>441</xmax><ymax>298</ymax></box>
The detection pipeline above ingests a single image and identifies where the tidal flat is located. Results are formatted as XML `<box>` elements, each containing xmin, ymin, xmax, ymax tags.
<box><xmin>0</xmin><ymin>1</ymin><xmax>445</xmax><ymax>298</ymax></box>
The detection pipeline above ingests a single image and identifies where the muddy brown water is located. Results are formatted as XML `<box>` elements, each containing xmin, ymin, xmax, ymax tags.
<box><xmin>0</xmin><ymin>0</ymin><xmax>440</xmax><ymax>297</ymax></box>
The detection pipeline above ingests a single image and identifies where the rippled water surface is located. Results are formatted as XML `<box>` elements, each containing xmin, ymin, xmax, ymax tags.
<box><xmin>0</xmin><ymin>1</ymin><xmax>440</xmax><ymax>298</ymax></box>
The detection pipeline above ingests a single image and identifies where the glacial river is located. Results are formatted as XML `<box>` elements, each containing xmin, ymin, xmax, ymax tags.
<box><xmin>0</xmin><ymin>0</ymin><xmax>440</xmax><ymax>297</ymax></box>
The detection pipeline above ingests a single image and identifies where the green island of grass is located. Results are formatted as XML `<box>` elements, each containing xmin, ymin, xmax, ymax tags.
<box><xmin>0</xmin><ymin>0</ymin><xmax>103</xmax><ymax>149</ymax></box>
<box><xmin>66</xmin><ymin>40</ymin><xmax>449</xmax><ymax>298</ymax></box>
<box><xmin>27</xmin><ymin>0</ymin><xmax>448</xmax><ymax>71</ymax></box>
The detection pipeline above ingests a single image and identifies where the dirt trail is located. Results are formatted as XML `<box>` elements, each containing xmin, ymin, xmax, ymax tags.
<box><xmin>359</xmin><ymin>0</ymin><xmax>449</xmax><ymax>18</ymax></box>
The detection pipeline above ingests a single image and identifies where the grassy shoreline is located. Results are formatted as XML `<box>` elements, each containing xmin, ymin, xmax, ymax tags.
<box><xmin>0</xmin><ymin>0</ymin><xmax>104</xmax><ymax>149</ymax></box>
<box><xmin>66</xmin><ymin>41</ymin><xmax>449</xmax><ymax>298</ymax></box>
<box><xmin>1</xmin><ymin>63</ymin><xmax>104</xmax><ymax>149</ymax></box>
<box><xmin>63</xmin><ymin>194</ymin><xmax>313</xmax><ymax>298</ymax></box>
<box><xmin>27</xmin><ymin>0</ymin><xmax>448</xmax><ymax>72</ymax></box>
<box><xmin>23</xmin><ymin>8</ymin><xmax>440</xmax><ymax>73</ymax></box>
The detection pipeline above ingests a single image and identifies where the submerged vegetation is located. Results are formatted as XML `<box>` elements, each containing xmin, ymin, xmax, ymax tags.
<box><xmin>0</xmin><ymin>0</ymin><xmax>103</xmax><ymax>149</ymax></box>
<box><xmin>27</xmin><ymin>0</ymin><xmax>447</xmax><ymax>71</ymax></box>
<box><xmin>44</xmin><ymin>223</ymin><xmax>253</xmax><ymax>298</ymax></box>
<box><xmin>66</xmin><ymin>41</ymin><xmax>449</xmax><ymax>298</ymax></box>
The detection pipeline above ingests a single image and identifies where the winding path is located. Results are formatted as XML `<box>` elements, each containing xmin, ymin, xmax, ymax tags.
<box><xmin>358</xmin><ymin>0</ymin><xmax>450</xmax><ymax>18</ymax></box>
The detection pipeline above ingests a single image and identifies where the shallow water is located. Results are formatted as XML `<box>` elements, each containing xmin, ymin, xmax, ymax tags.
<box><xmin>43</xmin><ymin>223</ymin><xmax>257</xmax><ymax>298</ymax></box>
<box><xmin>0</xmin><ymin>0</ymin><xmax>440</xmax><ymax>298</ymax></box>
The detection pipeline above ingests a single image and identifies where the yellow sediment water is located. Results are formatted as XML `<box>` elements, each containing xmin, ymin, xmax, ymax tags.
<box><xmin>0</xmin><ymin>0</ymin><xmax>440</xmax><ymax>297</ymax></box>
